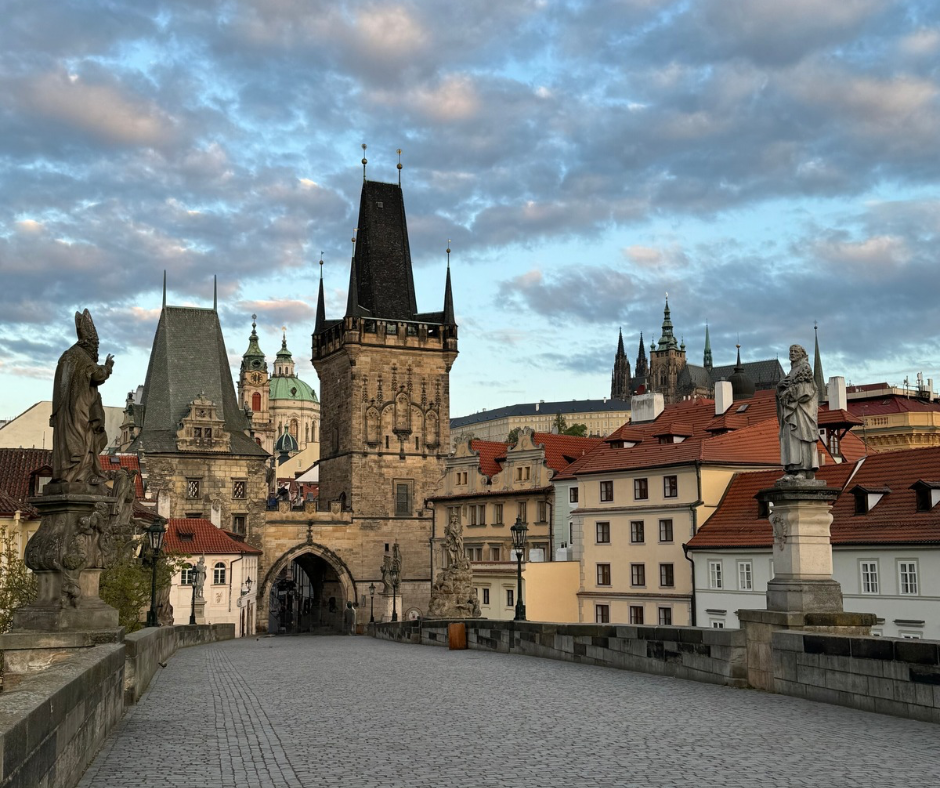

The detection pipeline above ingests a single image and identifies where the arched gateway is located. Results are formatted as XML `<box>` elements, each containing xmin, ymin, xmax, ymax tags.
<box><xmin>261</xmin><ymin>543</ymin><xmax>356</xmax><ymax>635</ymax></box>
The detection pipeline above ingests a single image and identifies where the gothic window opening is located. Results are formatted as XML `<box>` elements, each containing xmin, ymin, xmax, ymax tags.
<box><xmin>187</xmin><ymin>479</ymin><xmax>201</xmax><ymax>499</ymax></box>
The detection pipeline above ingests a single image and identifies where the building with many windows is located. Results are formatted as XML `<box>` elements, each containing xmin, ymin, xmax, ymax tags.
<box><xmin>686</xmin><ymin>445</ymin><xmax>940</xmax><ymax>639</ymax></box>
<box><xmin>428</xmin><ymin>428</ymin><xmax>601</xmax><ymax>620</ymax></box>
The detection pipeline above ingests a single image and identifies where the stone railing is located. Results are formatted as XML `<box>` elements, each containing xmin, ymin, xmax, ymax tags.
<box><xmin>772</xmin><ymin>631</ymin><xmax>940</xmax><ymax>723</ymax></box>
<box><xmin>373</xmin><ymin>619</ymin><xmax>748</xmax><ymax>687</ymax></box>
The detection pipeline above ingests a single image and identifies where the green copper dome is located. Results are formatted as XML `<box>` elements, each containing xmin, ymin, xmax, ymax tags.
<box><xmin>269</xmin><ymin>375</ymin><xmax>318</xmax><ymax>403</ymax></box>
<box><xmin>274</xmin><ymin>425</ymin><xmax>299</xmax><ymax>454</ymax></box>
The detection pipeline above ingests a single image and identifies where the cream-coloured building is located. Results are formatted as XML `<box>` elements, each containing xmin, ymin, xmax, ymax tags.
<box><xmin>165</xmin><ymin>518</ymin><xmax>261</xmax><ymax>637</ymax></box>
<box><xmin>450</xmin><ymin>398</ymin><xmax>631</xmax><ymax>446</ymax></box>
<box><xmin>0</xmin><ymin>401</ymin><xmax>124</xmax><ymax>451</ymax></box>
<box><xmin>846</xmin><ymin>382</ymin><xmax>940</xmax><ymax>452</ymax></box>
<box><xmin>429</xmin><ymin>428</ymin><xmax>601</xmax><ymax>620</ymax></box>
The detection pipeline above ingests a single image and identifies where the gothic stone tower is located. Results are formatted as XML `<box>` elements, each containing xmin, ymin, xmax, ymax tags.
<box><xmin>312</xmin><ymin>178</ymin><xmax>457</xmax><ymax>610</ymax></box>
<box><xmin>610</xmin><ymin>328</ymin><xmax>632</xmax><ymax>400</ymax></box>
<box><xmin>649</xmin><ymin>297</ymin><xmax>687</xmax><ymax>404</ymax></box>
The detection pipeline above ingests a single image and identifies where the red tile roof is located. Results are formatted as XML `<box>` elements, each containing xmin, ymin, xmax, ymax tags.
<box><xmin>101</xmin><ymin>454</ymin><xmax>145</xmax><ymax>498</ymax></box>
<box><xmin>847</xmin><ymin>396</ymin><xmax>940</xmax><ymax>417</ymax></box>
<box><xmin>0</xmin><ymin>448</ymin><xmax>52</xmax><ymax>501</ymax></box>
<box><xmin>532</xmin><ymin>433</ymin><xmax>604</xmax><ymax>474</ymax></box>
<box><xmin>470</xmin><ymin>439</ymin><xmax>509</xmax><ymax>478</ymax></box>
<box><xmin>0</xmin><ymin>489</ymin><xmax>38</xmax><ymax>518</ymax></box>
<box><xmin>164</xmin><ymin>518</ymin><xmax>262</xmax><ymax>556</ymax></box>
<box><xmin>688</xmin><ymin>445</ymin><xmax>940</xmax><ymax>549</ymax></box>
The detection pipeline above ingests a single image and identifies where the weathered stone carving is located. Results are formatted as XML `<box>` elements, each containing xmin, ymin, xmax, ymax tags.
<box><xmin>50</xmin><ymin>309</ymin><xmax>114</xmax><ymax>491</ymax></box>
<box><xmin>381</xmin><ymin>554</ymin><xmax>393</xmax><ymax>594</ymax></box>
<box><xmin>428</xmin><ymin>514</ymin><xmax>481</xmax><ymax>619</ymax></box>
<box><xmin>192</xmin><ymin>556</ymin><xmax>207</xmax><ymax>600</ymax></box>
<box><xmin>770</xmin><ymin>511</ymin><xmax>789</xmax><ymax>551</ymax></box>
<box><xmin>776</xmin><ymin>344</ymin><xmax>819</xmax><ymax>479</ymax></box>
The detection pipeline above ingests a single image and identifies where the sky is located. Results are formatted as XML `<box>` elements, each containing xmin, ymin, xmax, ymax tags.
<box><xmin>2</xmin><ymin>0</ymin><xmax>940</xmax><ymax>424</ymax></box>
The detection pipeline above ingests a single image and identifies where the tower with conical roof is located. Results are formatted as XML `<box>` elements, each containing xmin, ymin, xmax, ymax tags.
<box><xmin>703</xmin><ymin>323</ymin><xmax>713</xmax><ymax>371</ymax></box>
<box><xmin>311</xmin><ymin>174</ymin><xmax>458</xmax><ymax>615</ymax></box>
<box><xmin>239</xmin><ymin>315</ymin><xmax>272</xmax><ymax>449</ymax></box>
<box><xmin>610</xmin><ymin>328</ymin><xmax>632</xmax><ymax>400</ymax></box>
<box><xmin>649</xmin><ymin>297</ymin><xmax>688</xmax><ymax>403</ymax></box>
<box><xmin>813</xmin><ymin>324</ymin><xmax>826</xmax><ymax>402</ymax></box>
<box><xmin>635</xmin><ymin>333</ymin><xmax>648</xmax><ymax>378</ymax></box>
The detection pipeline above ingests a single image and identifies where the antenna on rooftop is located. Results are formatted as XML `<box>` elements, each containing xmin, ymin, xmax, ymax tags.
<box><xmin>361</xmin><ymin>144</ymin><xmax>367</xmax><ymax>182</ymax></box>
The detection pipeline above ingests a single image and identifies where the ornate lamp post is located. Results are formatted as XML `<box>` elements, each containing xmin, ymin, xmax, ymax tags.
<box><xmin>369</xmin><ymin>582</ymin><xmax>376</xmax><ymax>623</ymax></box>
<box><xmin>188</xmin><ymin>564</ymin><xmax>197</xmax><ymax>625</ymax></box>
<box><xmin>145</xmin><ymin>518</ymin><xmax>167</xmax><ymax>628</ymax></box>
<box><xmin>511</xmin><ymin>516</ymin><xmax>528</xmax><ymax>622</ymax></box>
<box><xmin>390</xmin><ymin>567</ymin><xmax>400</xmax><ymax>622</ymax></box>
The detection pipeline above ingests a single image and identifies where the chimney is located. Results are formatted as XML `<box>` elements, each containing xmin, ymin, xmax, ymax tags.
<box><xmin>631</xmin><ymin>392</ymin><xmax>665</xmax><ymax>423</ymax></box>
<box><xmin>714</xmin><ymin>381</ymin><xmax>733</xmax><ymax>415</ymax></box>
<box><xmin>210</xmin><ymin>501</ymin><xmax>221</xmax><ymax>528</ymax></box>
<box><xmin>827</xmin><ymin>376</ymin><xmax>847</xmax><ymax>411</ymax></box>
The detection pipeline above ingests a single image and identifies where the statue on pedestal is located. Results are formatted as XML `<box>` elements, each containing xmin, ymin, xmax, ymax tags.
<box><xmin>192</xmin><ymin>557</ymin><xmax>207</xmax><ymax>600</ymax></box>
<box><xmin>50</xmin><ymin>309</ymin><xmax>114</xmax><ymax>492</ymax></box>
<box><xmin>776</xmin><ymin>344</ymin><xmax>819</xmax><ymax>480</ymax></box>
<box><xmin>428</xmin><ymin>514</ymin><xmax>481</xmax><ymax>619</ymax></box>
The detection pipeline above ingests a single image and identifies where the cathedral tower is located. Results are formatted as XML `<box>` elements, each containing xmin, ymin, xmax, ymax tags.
<box><xmin>610</xmin><ymin>328</ymin><xmax>632</xmax><ymax>400</ymax></box>
<box><xmin>649</xmin><ymin>297</ymin><xmax>687</xmax><ymax>404</ymax></box>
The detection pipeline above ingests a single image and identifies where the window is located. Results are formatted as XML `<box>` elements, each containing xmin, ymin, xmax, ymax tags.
<box><xmin>569</xmin><ymin>487</ymin><xmax>579</xmax><ymax>504</ymax></box>
<box><xmin>634</xmin><ymin>478</ymin><xmax>648</xmax><ymax>500</ymax></box>
<box><xmin>631</xmin><ymin>563</ymin><xmax>646</xmax><ymax>587</ymax></box>
<box><xmin>596</xmin><ymin>563</ymin><xmax>611</xmax><ymax>586</ymax></box>
<box><xmin>524</xmin><ymin>466</ymin><xmax>531</xmax><ymax>481</ymax></box>
<box><xmin>515</xmin><ymin>467</ymin><xmax>523</xmax><ymax>481</ymax></box>
<box><xmin>629</xmin><ymin>606</ymin><xmax>644</xmax><ymax>624</ymax></box>
<box><xmin>659</xmin><ymin>563</ymin><xmax>674</xmax><ymax>587</ymax></box>
<box><xmin>738</xmin><ymin>561</ymin><xmax>753</xmax><ymax>591</ymax></box>
<box><xmin>213</xmin><ymin>562</ymin><xmax>226</xmax><ymax>585</ymax></box>
<box><xmin>181</xmin><ymin>564</ymin><xmax>193</xmax><ymax>585</ymax></box>
<box><xmin>490</xmin><ymin>546</ymin><xmax>501</xmax><ymax>561</ymax></box>
<box><xmin>251</xmin><ymin>392</ymin><xmax>261</xmax><ymax>411</ymax></box>
<box><xmin>232</xmin><ymin>515</ymin><xmax>246</xmax><ymax>534</ymax></box>
<box><xmin>493</xmin><ymin>504</ymin><xmax>504</xmax><ymax>524</ymax></box>
<box><xmin>898</xmin><ymin>561</ymin><xmax>918</xmax><ymax>596</ymax></box>
<box><xmin>663</xmin><ymin>475</ymin><xmax>678</xmax><ymax>498</ymax></box>
<box><xmin>711</xmin><ymin>620</ymin><xmax>725</xmax><ymax>629</ymax></box>
<box><xmin>470</xmin><ymin>505</ymin><xmax>485</xmax><ymax>526</ymax></box>
<box><xmin>517</xmin><ymin>501</ymin><xmax>527</xmax><ymax>522</ymax></box>
<box><xmin>506</xmin><ymin>589</ymin><xmax>514</xmax><ymax>607</ymax></box>
<box><xmin>204</xmin><ymin>428</ymin><xmax>212</xmax><ymax>439</ymax></box>
<box><xmin>537</xmin><ymin>501</ymin><xmax>548</xmax><ymax>522</ymax></box>
<box><xmin>482</xmin><ymin>588</ymin><xmax>490</xmax><ymax>605</ymax></box>
<box><xmin>708</xmin><ymin>560</ymin><xmax>723</xmax><ymax>589</ymax></box>
<box><xmin>600</xmin><ymin>481</ymin><xmax>614</xmax><ymax>502</ymax></box>
<box><xmin>659</xmin><ymin>519</ymin><xmax>673</xmax><ymax>542</ymax></box>
<box><xmin>595</xmin><ymin>604</ymin><xmax>610</xmax><ymax>624</ymax></box>
<box><xmin>860</xmin><ymin>561</ymin><xmax>879</xmax><ymax>594</ymax></box>
<box><xmin>595</xmin><ymin>522</ymin><xmax>610</xmax><ymax>544</ymax></box>
<box><xmin>466</xmin><ymin>546</ymin><xmax>483</xmax><ymax>562</ymax></box>
<box><xmin>232</xmin><ymin>480</ymin><xmax>246</xmax><ymax>499</ymax></box>
<box><xmin>395</xmin><ymin>483</ymin><xmax>411</xmax><ymax>516</ymax></box>
<box><xmin>193</xmin><ymin>427</ymin><xmax>202</xmax><ymax>438</ymax></box>
<box><xmin>187</xmin><ymin>479</ymin><xmax>200</xmax><ymax>499</ymax></box>
<box><xmin>630</xmin><ymin>521</ymin><xmax>645</xmax><ymax>543</ymax></box>
<box><xmin>658</xmin><ymin>608</ymin><xmax>672</xmax><ymax>625</ymax></box>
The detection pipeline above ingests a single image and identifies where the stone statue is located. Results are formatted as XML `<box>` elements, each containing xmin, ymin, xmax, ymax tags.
<box><xmin>380</xmin><ymin>554</ymin><xmax>393</xmax><ymax>594</ymax></box>
<box><xmin>50</xmin><ymin>309</ymin><xmax>114</xmax><ymax>490</ymax></box>
<box><xmin>343</xmin><ymin>601</ymin><xmax>356</xmax><ymax>635</ymax></box>
<box><xmin>444</xmin><ymin>513</ymin><xmax>470</xmax><ymax>570</ymax></box>
<box><xmin>776</xmin><ymin>344</ymin><xmax>819</xmax><ymax>478</ymax></box>
<box><xmin>192</xmin><ymin>556</ymin><xmax>207</xmax><ymax>600</ymax></box>
<box><xmin>428</xmin><ymin>514</ymin><xmax>480</xmax><ymax>619</ymax></box>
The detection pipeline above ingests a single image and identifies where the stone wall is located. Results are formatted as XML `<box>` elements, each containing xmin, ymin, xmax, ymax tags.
<box><xmin>0</xmin><ymin>643</ymin><xmax>124</xmax><ymax>788</ymax></box>
<box><xmin>374</xmin><ymin>619</ymin><xmax>748</xmax><ymax>687</ymax></box>
<box><xmin>124</xmin><ymin>623</ymin><xmax>235</xmax><ymax>705</ymax></box>
<box><xmin>772</xmin><ymin>631</ymin><xmax>940</xmax><ymax>723</ymax></box>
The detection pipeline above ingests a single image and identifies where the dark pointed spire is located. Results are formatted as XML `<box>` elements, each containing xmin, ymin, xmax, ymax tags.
<box><xmin>657</xmin><ymin>295</ymin><xmax>678</xmax><ymax>350</ymax></box>
<box><xmin>241</xmin><ymin>313</ymin><xmax>267</xmax><ymax>373</ymax></box>
<box><xmin>162</xmin><ymin>270</ymin><xmax>167</xmax><ymax>308</ymax></box>
<box><xmin>729</xmin><ymin>343</ymin><xmax>755</xmax><ymax>400</ymax></box>
<box><xmin>346</xmin><ymin>231</ymin><xmax>361</xmax><ymax>317</ymax></box>
<box><xmin>616</xmin><ymin>327</ymin><xmax>625</xmax><ymax>357</ymax></box>
<box><xmin>635</xmin><ymin>332</ymin><xmax>648</xmax><ymax>378</ymax></box>
<box><xmin>443</xmin><ymin>241</ymin><xmax>455</xmax><ymax>325</ymax></box>
<box><xmin>611</xmin><ymin>326</ymin><xmax>632</xmax><ymax>400</ymax></box>
<box><xmin>315</xmin><ymin>254</ymin><xmax>325</xmax><ymax>333</ymax></box>
<box><xmin>813</xmin><ymin>322</ymin><xmax>826</xmax><ymax>401</ymax></box>
<box><xmin>213</xmin><ymin>275</ymin><xmax>217</xmax><ymax>311</ymax></box>
<box><xmin>703</xmin><ymin>323</ymin><xmax>713</xmax><ymax>371</ymax></box>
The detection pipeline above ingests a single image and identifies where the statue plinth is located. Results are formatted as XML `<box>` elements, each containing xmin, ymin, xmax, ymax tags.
<box><xmin>193</xmin><ymin>598</ymin><xmax>207</xmax><ymax>625</ymax></box>
<box><xmin>759</xmin><ymin>479</ymin><xmax>843</xmax><ymax>613</ymax></box>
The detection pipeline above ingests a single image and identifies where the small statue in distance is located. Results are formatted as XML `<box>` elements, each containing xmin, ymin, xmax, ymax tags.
<box><xmin>192</xmin><ymin>556</ymin><xmax>207</xmax><ymax>600</ymax></box>
<box><xmin>49</xmin><ymin>309</ymin><xmax>114</xmax><ymax>491</ymax></box>
<box><xmin>776</xmin><ymin>344</ymin><xmax>819</xmax><ymax>480</ymax></box>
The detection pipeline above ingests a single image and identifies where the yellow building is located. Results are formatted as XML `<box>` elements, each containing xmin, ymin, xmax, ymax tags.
<box><xmin>846</xmin><ymin>383</ymin><xmax>940</xmax><ymax>452</ymax></box>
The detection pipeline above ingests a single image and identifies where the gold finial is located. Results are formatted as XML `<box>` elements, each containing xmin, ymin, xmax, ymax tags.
<box><xmin>361</xmin><ymin>143</ymin><xmax>367</xmax><ymax>182</ymax></box>
<box><xmin>397</xmin><ymin>148</ymin><xmax>403</xmax><ymax>185</ymax></box>
<box><xmin>251</xmin><ymin>313</ymin><xmax>257</xmax><ymax>331</ymax></box>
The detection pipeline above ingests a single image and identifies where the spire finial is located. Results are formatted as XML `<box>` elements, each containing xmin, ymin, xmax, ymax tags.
<box><xmin>213</xmin><ymin>275</ymin><xmax>217</xmax><ymax>310</ymax></box>
<box><xmin>319</xmin><ymin>252</ymin><xmax>324</xmax><ymax>280</ymax></box>
<box><xmin>397</xmin><ymin>148</ymin><xmax>403</xmax><ymax>186</ymax></box>
<box><xmin>251</xmin><ymin>313</ymin><xmax>257</xmax><ymax>332</ymax></box>
<box><xmin>361</xmin><ymin>143</ymin><xmax>367</xmax><ymax>182</ymax></box>
<box><xmin>351</xmin><ymin>228</ymin><xmax>357</xmax><ymax>258</ymax></box>
<box><xmin>162</xmin><ymin>270</ymin><xmax>166</xmax><ymax>307</ymax></box>
<box><xmin>446</xmin><ymin>239</ymin><xmax>451</xmax><ymax>269</ymax></box>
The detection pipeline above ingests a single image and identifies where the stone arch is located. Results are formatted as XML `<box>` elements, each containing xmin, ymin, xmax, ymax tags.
<box><xmin>260</xmin><ymin>541</ymin><xmax>358</xmax><ymax>634</ymax></box>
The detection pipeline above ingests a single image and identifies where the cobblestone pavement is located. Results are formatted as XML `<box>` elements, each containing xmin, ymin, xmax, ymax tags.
<box><xmin>79</xmin><ymin>636</ymin><xmax>940</xmax><ymax>788</ymax></box>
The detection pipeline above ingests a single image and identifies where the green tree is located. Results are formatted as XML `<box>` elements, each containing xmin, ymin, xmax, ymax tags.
<box><xmin>0</xmin><ymin>525</ymin><xmax>38</xmax><ymax>634</ymax></box>
<box><xmin>564</xmin><ymin>423</ymin><xmax>588</xmax><ymax>437</ymax></box>
<box><xmin>507</xmin><ymin>427</ymin><xmax>521</xmax><ymax>446</ymax></box>
<box><xmin>551</xmin><ymin>413</ymin><xmax>588</xmax><ymax>437</ymax></box>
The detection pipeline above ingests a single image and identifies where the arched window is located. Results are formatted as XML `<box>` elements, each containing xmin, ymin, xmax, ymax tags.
<box><xmin>181</xmin><ymin>564</ymin><xmax>193</xmax><ymax>585</ymax></box>
<box><xmin>252</xmin><ymin>392</ymin><xmax>261</xmax><ymax>411</ymax></box>
<box><xmin>311</xmin><ymin>422</ymin><xmax>317</xmax><ymax>442</ymax></box>
<box><xmin>213</xmin><ymin>562</ymin><xmax>226</xmax><ymax>585</ymax></box>
<box><xmin>305</xmin><ymin>424</ymin><xmax>310</xmax><ymax>443</ymax></box>
<box><xmin>290</xmin><ymin>418</ymin><xmax>299</xmax><ymax>438</ymax></box>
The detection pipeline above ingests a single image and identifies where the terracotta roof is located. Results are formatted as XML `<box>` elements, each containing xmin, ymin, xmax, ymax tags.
<box><xmin>164</xmin><ymin>518</ymin><xmax>262</xmax><ymax>556</ymax></box>
<box><xmin>531</xmin><ymin>433</ymin><xmax>604</xmax><ymax>474</ymax></box>
<box><xmin>0</xmin><ymin>489</ymin><xmax>38</xmax><ymax>518</ymax></box>
<box><xmin>101</xmin><ymin>454</ymin><xmax>145</xmax><ymax>497</ymax></box>
<box><xmin>428</xmin><ymin>485</ymin><xmax>554</xmax><ymax>503</ymax></box>
<box><xmin>818</xmin><ymin>409</ymin><xmax>864</xmax><ymax>427</ymax></box>
<box><xmin>688</xmin><ymin>445</ymin><xmax>940</xmax><ymax>549</ymax></box>
<box><xmin>0</xmin><ymin>448</ymin><xmax>52</xmax><ymax>501</ymax></box>
<box><xmin>470</xmin><ymin>439</ymin><xmax>508</xmax><ymax>478</ymax></box>
<box><xmin>847</xmin><ymin>396</ymin><xmax>940</xmax><ymax>417</ymax></box>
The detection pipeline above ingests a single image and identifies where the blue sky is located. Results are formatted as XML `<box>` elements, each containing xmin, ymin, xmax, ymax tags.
<box><xmin>2</xmin><ymin>0</ymin><xmax>940</xmax><ymax>423</ymax></box>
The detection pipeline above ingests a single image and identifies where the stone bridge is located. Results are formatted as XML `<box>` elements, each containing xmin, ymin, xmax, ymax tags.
<box><xmin>74</xmin><ymin>635</ymin><xmax>939</xmax><ymax>788</ymax></box>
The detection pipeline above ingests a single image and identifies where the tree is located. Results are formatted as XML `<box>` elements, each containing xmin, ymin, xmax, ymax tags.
<box><xmin>0</xmin><ymin>525</ymin><xmax>38</xmax><ymax>634</ymax></box>
<box><xmin>507</xmin><ymin>427</ymin><xmax>521</xmax><ymax>446</ymax></box>
<box><xmin>565</xmin><ymin>423</ymin><xmax>588</xmax><ymax>437</ymax></box>
<box><xmin>551</xmin><ymin>413</ymin><xmax>588</xmax><ymax>437</ymax></box>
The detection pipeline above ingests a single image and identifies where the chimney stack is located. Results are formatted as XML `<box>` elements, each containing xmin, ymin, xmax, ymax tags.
<box><xmin>828</xmin><ymin>376</ymin><xmax>847</xmax><ymax>411</ymax></box>
<box><xmin>715</xmin><ymin>381</ymin><xmax>733</xmax><ymax>415</ymax></box>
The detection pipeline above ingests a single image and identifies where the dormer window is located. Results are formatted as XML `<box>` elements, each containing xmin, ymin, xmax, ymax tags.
<box><xmin>851</xmin><ymin>485</ymin><xmax>890</xmax><ymax>514</ymax></box>
<box><xmin>910</xmin><ymin>480</ymin><xmax>940</xmax><ymax>512</ymax></box>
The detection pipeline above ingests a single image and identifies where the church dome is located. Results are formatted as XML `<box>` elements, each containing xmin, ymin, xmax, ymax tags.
<box><xmin>728</xmin><ymin>345</ymin><xmax>756</xmax><ymax>400</ymax></box>
<box><xmin>269</xmin><ymin>376</ymin><xmax>318</xmax><ymax>403</ymax></box>
<box><xmin>274</xmin><ymin>425</ymin><xmax>299</xmax><ymax>454</ymax></box>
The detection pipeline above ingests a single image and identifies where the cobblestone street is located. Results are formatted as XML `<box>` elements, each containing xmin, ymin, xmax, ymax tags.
<box><xmin>79</xmin><ymin>636</ymin><xmax>940</xmax><ymax>788</ymax></box>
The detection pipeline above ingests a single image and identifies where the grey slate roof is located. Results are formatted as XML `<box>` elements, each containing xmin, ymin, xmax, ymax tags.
<box><xmin>130</xmin><ymin>306</ymin><xmax>267</xmax><ymax>456</ymax></box>
<box><xmin>710</xmin><ymin>359</ymin><xmax>783</xmax><ymax>388</ymax></box>
<box><xmin>348</xmin><ymin>180</ymin><xmax>418</xmax><ymax>321</ymax></box>
<box><xmin>451</xmin><ymin>398</ymin><xmax>632</xmax><ymax>430</ymax></box>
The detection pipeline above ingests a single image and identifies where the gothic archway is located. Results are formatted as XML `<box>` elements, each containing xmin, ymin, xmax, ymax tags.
<box><xmin>261</xmin><ymin>543</ymin><xmax>357</xmax><ymax>635</ymax></box>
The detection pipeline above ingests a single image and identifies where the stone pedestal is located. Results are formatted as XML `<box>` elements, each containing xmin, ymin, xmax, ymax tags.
<box><xmin>760</xmin><ymin>480</ymin><xmax>843</xmax><ymax>613</ymax></box>
<box><xmin>194</xmin><ymin>598</ymin><xmax>207</xmax><ymax>625</ymax></box>
<box><xmin>427</xmin><ymin>564</ymin><xmax>481</xmax><ymax>619</ymax></box>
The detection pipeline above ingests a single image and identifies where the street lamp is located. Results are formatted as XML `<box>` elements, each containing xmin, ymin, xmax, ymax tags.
<box><xmin>369</xmin><ymin>582</ymin><xmax>376</xmax><ymax>623</ymax></box>
<box><xmin>511</xmin><ymin>516</ymin><xmax>528</xmax><ymax>622</ymax></box>
<box><xmin>390</xmin><ymin>567</ymin><xmax>400</xmax><ymax>622</ymax></box>
<box><xmin>188</xmin><ymin>564</ymin><xmax>197</xmax><ymax>625</ymax></box>
<box><xmin>146</xmin><ymin>517</ymin><xmax>167</xmax><ymax>628</ymax></box>
<box><xmin>242</xmin><ymin>577</ymin><xmax>253</xmax><ymax>595</ymax></box>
